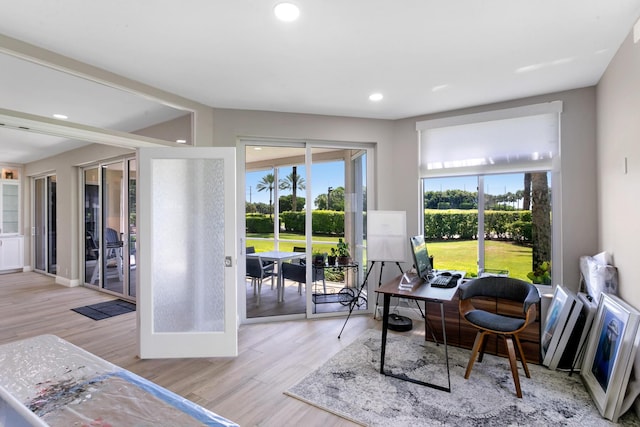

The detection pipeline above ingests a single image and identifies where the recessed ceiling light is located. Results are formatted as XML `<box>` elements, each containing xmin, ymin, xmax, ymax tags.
<box><xmin>176</xmin><ymin>139</ymin><xmax>187</xmax><ymax>144</ymax></box>
<box><xmin>432</xmin><ymin>84</ymin><xmax>450</xmax><ymax>92</ymax></box>
<box><xmin>52</xmin><ymin>114</ymin><xmax>68</xmax><ymax>120</ymax></box>
<box><xmin>369</xmin><ymin>93</ymin><xmax>383</xmax><ymax>102</ymax></box>
<box><xmin>274</xmin><ymin>3</ymin><xmax>300</xmax><ymax>22</ymax></box>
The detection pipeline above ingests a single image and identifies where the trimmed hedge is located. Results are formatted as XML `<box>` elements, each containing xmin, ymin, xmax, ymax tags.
<box><xmin>246</xmin><ymin>214</ymin><xmax>274</xmax><ymax>233</ymax></box>
<box><xmin>247</xmin><ymin>209</ymin><xmax>532</xmax><ymax>242</ymax></box>
<box><xmin>424</xmin><ymin>209</ymin><xmax>532</xmax><ymax>241</ymax></box>
<box><xmin>249</xmin><ymin>211</ymin><xmax>346</xmax><ymax>235</ymax></box>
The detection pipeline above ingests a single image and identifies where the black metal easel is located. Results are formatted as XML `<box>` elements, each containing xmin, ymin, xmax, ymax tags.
<box><xmin>338</xmin><ymin>260</ymin><xmax>429</xmax><ymax>339</ymax></box>
<box><xmin>337</xmin><ymin>262</ymin><xmax>376</xmax><ymax>338</ymax></box>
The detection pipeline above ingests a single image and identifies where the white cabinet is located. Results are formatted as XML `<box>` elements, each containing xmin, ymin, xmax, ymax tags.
<box><xmin>1</xmin><ymin>180</ymin><xmax>20</xmax><ymax>235</ymax></box>
<box><xmin>0</xmin><ymin>235</ymin><xmax>23</xmax><ymax>271</ymax></box>
<box><xmin>0</xmin><ymin>166</ymin><xmax>23</xmax><ymax>271</ymax></box>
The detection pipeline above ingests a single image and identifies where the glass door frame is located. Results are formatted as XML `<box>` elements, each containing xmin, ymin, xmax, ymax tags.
<box><xmin>82</xmin><ymin>156</ymin><xmax>136</xmax><ymax>300</ymax></box>
<box><xmin>239</xmin><ymin>139</ymin><xmax>375</xmax><ymax>323</ymax></box>
<box><xmin>32</xmin><ymin>174</ymin><xmax>57</xmax><ymax>275</ymax></box>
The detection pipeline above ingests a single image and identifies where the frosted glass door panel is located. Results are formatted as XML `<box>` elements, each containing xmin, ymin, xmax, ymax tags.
<box><xmin>152</xmin><ymin>158</ymin><xmax>225</xmax><ymax>333</ymax></box>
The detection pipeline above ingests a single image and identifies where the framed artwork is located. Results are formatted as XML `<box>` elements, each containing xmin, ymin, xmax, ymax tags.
<box><xmin>581</xmin><ymin>293</ymin><xmax>640</xmax><ymax>421</ymax></box>
<box><xmin>571</xmin><ymin>292</ymin><xmax>599</xmax><ymax>369</ymax></box>
<box><xmin>548</xmin><ymin>291</ymin><xmax>584</xmax><ymax>370</ymax></box>
<box><xmin>541</xmin><ymin>285</ymin><xmax>575</xmax><ymax>366</ymax></box>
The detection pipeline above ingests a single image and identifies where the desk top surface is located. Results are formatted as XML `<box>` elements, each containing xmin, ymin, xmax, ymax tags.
<box><xmin>376</xmin><ymin>271</ymin><xmax>465</xmax><ymax>302</ymax></box>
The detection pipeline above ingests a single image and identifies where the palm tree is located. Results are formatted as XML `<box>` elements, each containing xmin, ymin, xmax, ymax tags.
<box><xmin>279</xmin><ymin>167</ymin><xmax>305</xmax><ymax>211</ymax></box>
<box><xmin>256</xmin><ymin>173</ymin><xmax>276</xmax><ymax>216</ymax></box>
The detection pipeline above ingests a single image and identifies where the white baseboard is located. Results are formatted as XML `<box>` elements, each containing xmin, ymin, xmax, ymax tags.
<box><xmin>55</xmin><ymin>276</ymin><xmax>81</xmax><ymax>287</ymax></box>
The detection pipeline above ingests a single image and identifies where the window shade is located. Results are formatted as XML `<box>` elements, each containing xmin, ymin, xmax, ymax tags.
<box><xmin>416</xmin><ymin>101</ymin><xmax>562</xmax><ymax>177</ymax></box>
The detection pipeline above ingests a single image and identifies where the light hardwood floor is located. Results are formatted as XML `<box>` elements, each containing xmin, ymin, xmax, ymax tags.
<box><xmin>0</xmin><ymin>271</ymin><xmax>381</xmax><ymax>426</ymax></box>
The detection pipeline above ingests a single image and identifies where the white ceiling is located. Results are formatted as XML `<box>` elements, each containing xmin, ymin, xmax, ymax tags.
<box><xmin>1</xmin><ymin>0</ymin><xmax>640</xmax><ymax>164</ymax></box>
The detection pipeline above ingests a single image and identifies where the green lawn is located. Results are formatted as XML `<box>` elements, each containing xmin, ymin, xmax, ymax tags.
<box><xmin>246</xmin><ymin>233</ymin><xmax>338</xmax><ymax>255</ymax></box>
<box><xmin>428</xmin><ymin>240</ymin><xmax>532</xmax><ymax>280</ymax></box>
<box><xmin>247</xmin><ymin>233</ymin><xmax>533</xmax><ymax>281</ymax></box>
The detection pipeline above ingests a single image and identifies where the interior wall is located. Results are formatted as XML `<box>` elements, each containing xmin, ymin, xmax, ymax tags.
<box><xmin>389</xmin><ymin>87</ymin><xmax>599</xmax><ymax>289</ymax></box>
<box><xmin>597</xmin><ymin>30</ymin><xmax>640</xmax><ymax>309</ymax></box>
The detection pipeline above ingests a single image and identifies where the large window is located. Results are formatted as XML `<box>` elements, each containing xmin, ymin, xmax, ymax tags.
<box><xmin>417</xmin><ymin>102</ymin><xmax>560</xmax><ymax>284</ymax></box>
<box><xmin>422</xmin><ymin>172</ymin><xmax>551</xmax><ymax>283</ymax></box>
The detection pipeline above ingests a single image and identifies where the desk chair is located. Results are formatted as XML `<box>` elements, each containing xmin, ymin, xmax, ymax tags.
<box><xmin>459</xmin><ymin>277</ymin><xmax>540</xmax><ymax>398</ymax></box>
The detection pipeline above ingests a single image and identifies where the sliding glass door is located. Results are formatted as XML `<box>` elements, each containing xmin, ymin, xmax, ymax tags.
<box><xmin>83</xmin><ymin>158</ymin><xmax>136</xmax><ymax>299</ymax></box>
<box><xmin>33</xmin><ymin>175</ymin><xmax>56</xmax><ymax>275</ymax></box>
<box><xmin>243</xmin><ymin>142</ymin><xmax>372</xmax><ymax>320</ymax></box>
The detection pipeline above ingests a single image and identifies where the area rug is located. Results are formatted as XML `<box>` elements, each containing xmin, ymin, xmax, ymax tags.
<box><xmin>71</xmin><ymin>299</ymin><xmax>136</xmax><ymax>320</ymax></box>
<box><xmin>285</xmin><ymin>329</ymin><xmax>640</xmax><ymax>426</ymax></box>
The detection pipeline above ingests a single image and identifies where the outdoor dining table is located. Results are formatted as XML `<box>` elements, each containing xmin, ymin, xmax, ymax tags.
<box><xmin>246</xmin><ymin>250</ymin><xmax>306</xmax><ymax>302</ymax></box>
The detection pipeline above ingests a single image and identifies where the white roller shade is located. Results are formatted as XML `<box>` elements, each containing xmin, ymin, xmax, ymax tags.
<box><xmin>417</xmin><ymin>101</ymin><xmax>562</xmax><ymax>177</ymax></box>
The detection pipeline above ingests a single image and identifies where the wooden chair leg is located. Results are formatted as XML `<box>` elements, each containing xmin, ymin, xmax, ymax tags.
<box><xmin>465</xmin><ymin>330</ymin><xmax>488</xmax><ymax>379</ymax></box>
<box><xmin>478</xmin><ymin>332</ymin><xmax>490</xmax><ymax>363</ymax></box>
<box><xmin>513</xmin><ymin>335</ymin><xmax>530</xmax><ymax>378</ymax></box>
<box><xmin>504</xmin><ymin>336</ymin><xmax>523</xmax><ymax>398</ymax></box>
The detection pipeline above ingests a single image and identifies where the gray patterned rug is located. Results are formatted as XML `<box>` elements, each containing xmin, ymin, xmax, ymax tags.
<box><xmin>285</xmin><ymin>329</ymin><xmax>640</xmax><ymax>426</ymax></box>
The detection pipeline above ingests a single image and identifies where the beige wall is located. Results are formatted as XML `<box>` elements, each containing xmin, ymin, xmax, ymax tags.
<box><xmin>597</xmin><ymin>31</ymin><xmax>640</xmax><ymax>309</ymax></box>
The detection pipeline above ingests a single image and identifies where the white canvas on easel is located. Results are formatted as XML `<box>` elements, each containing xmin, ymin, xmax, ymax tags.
<box><xmin>366</xmin><ymin>211</ymin><xmax>407</xmax><ymax>262</ymax></box>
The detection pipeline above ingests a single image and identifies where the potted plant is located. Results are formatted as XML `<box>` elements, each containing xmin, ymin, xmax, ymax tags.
<box><xmin>312</xmin><ymin>251</ymin><xmax>326</xmax><ymax>266</ymax></box>
<box><xmin>327</xmin><ymin>248</ymin><xmax>337</xmax><ymax>266</ymax></box>
<box><xmin>527</xmin><ymin>261</ymin><xmax>551</xmax><ymax>285</ymax></box>
<box><xmin>336</xmin><ymin>238</ymin><xmax>351</xmax><ymax>265</ymax></box>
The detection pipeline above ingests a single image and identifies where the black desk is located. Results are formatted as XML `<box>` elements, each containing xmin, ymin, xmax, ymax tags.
<box><xmin>375</xmin><ymin>273</ymin><xmax>463</xmax><ymax>392</ymax></box>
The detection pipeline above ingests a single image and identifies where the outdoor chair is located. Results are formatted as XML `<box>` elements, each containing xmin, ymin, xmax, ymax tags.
<box><xmin>246</xmin><ymin>255</ymin><xmax>275</xmax><ymax>306</ymax></box>
<box><xmin>458</xmin><ymin>276</ymin><xmax>540</xmax><ymax>398</ymax></box>
<box><xmin>281</xmin><ymin>260</ymin><xmax>326</xmax><ymax>295</ymax></box>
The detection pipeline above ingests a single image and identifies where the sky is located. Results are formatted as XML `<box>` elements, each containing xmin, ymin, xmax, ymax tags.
<box><xmin>246</xmin><ymin>161</ymin><xmax>345</xmax><ymax>208</ymax></box>
<box><xmin>247</xmin><ymin>167</ymin><xmax>545</xmax><ymax>208</ymax></box>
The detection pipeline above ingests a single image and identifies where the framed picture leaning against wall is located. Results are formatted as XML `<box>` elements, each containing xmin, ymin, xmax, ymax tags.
<box><xmin>581</xmin><ymin>293</ymin><xmax>640</xmax><ymax>422</ymax></box>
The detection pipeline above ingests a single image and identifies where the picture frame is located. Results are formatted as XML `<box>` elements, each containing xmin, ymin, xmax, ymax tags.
<box><xmin>541</xmin><ymin>285</ymin><xmax>575</xmax><ymax>366</ymax></box>
<box><xmin>548</xmin><ymin>291</ymin><xmax>583</xmax><ymax>370</ymax></box>
<box><xmin>581</xmin><ymin>293</ymin><xmax>640</xmax><ymax>421</ymax></box>
<box><xmin>571</xmin><ymin>292</ymin><xmax>598</xmax><ymax>370</ymax></box>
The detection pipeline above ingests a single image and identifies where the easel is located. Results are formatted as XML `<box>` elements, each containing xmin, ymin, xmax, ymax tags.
<box><xmin>372</xmin><ymin>260</ymin><xmax>404</xmax><ymax>319</ymax></box>
<box><xmin>338</xmin><ymin>260</ymin><xmax>434</xmax><ymax>341</ymax></box>
<box><xmin>337</xmin><ymin>262</ymin><xmax>374</xmax><ymax>338</ymax></box>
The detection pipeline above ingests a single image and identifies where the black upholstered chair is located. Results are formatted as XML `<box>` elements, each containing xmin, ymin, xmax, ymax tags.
<box><xmin>246</xmin><ymin>255</ymin><xmax>275</xmax><ymax>306</ymax></box>
<box><xmin>458</xmin><ymin>276</ymin><xmax>540</xmax><ymax>398</ymax></box>
<box><xmin>281</xmin><ymin>260</ymin><xmax>326</xmax><ymax>294</ymax></box>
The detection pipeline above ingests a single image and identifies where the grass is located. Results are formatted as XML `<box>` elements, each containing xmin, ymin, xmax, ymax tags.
<box><xmin>427</xmin><ymin>239</ymin><xmax>532</xmax><ymax>280</ymax></box>
<box><xmin>247</xmin><ymin>233</ymin><xmax>534</xmax><ymax>281</ymax></box>
<box><xmin>247</xmin><ymin>233</ymin><xmax>340</xmax><ymax>255</ymax></box>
